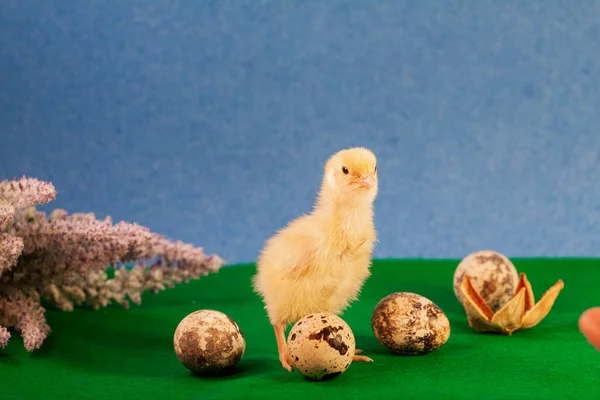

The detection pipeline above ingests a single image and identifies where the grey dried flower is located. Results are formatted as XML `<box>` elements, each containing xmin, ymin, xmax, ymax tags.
<box><xmin>0</xmin><ymin>176</ymin><xmax>225</xmax><ymax>351</ymax></box>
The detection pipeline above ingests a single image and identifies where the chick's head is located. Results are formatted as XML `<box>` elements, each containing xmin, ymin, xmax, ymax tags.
<box><xmin>323</xmin><ymin>147</ymin><xmax>378</xmax><ymax>201</ymax></box>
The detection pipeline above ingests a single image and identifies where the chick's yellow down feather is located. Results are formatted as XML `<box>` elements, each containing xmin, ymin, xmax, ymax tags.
<box><xmin>252</xmin><ymin>147</ymin><xmax>379</xmax><ymax>371</ymax></box>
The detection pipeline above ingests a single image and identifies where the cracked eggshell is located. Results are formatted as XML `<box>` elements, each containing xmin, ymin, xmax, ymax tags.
<box><xmin>287</xmin><ymin>312</ymin><xmax>355</xmax><ymax>381</ymax></box>
<box><xmin>371</xmin><ymin>292</ymin><xmax>450</xmax><ymax>355</ymax></box>
<box><xmin>173</xmin><ymin>309</ymin><xmax>246</xmax><ymax>375</ymax></box>
<box><xmin>453</xmin><ymin>250</ymin><xmax>519</xmax><ymax>312</ymax></box>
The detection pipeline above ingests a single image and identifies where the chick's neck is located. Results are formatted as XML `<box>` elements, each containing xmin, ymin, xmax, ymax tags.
<box><xmin>314</xmin><ymin>188</ymin><xmax>375</xmax><ymax>236</ymax></box>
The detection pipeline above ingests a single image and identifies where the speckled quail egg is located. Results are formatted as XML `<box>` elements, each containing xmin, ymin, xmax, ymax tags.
<box><xmin>453</xmin><ymin>250</ymin><xmax>519</xmax><ymax>312</ymax></box>
<box><xmin>287</xmin><ymin>312</ymin><xmax>356</xmax><ymax>381</ymax></box>
<box><xmin>173</xmin><ymin>309</ymin><xmax>246</xmax><ymax>375</ymax></box>
<box><xmin>371</xmin><ymin>292</ymin><xmax>451</xmax><ymax>355</ymax></box>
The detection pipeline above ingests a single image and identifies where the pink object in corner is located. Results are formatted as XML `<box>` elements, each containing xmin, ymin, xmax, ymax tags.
<box><xmin>579</xmin><ymin>307</ymin><xmax>600</xmax><ymax>351</ymax></box>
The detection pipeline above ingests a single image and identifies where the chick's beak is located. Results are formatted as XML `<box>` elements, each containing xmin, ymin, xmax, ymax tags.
<box><xmin>355</xmin><ymin>172</ymin><xmax>376</xmax><ymax>188</ymax></box>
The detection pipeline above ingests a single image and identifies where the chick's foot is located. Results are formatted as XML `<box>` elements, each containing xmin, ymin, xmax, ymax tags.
<box><xmin>273</xmin><ymin>323</ymin><xmax>293</xmax><ymax>372</ymax></box>
<box><xmin>353</xmin><ymin>355</ymin><xmax>373</xmax><ymax>362</ymax></box>
<box><xmin>353</xmin><ymin>349</ymin><xmax>373</xmax><ymax>363</ymax></box>
<box><xmin>279</xmin><ymin>350</ymin><xmax>293</xmax><ymax>372</ymax></box>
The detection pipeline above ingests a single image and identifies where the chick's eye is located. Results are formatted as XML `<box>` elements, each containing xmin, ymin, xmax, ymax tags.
<box><xmin>342</xmin><ymin>166</ymin><xmax>349</xmax><ymax>175</ymax></box>
<box><xmin>374</xmin><ymin>165</ymin><xmax>377</xmax><ymax>173</ymax></box>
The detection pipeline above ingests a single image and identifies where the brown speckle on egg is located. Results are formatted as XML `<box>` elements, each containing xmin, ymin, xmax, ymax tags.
<box><xmin>173</xmin><ymin>310</ymin><xmax>246</xmax><ymax>375</ymax></box>
<box><xmin>371</xmin><ymin>292</ymin><xmax>451</xmax><ymax>355</ymax></box>
<box><xmin>453</xmin><ymin>250</ymin><xmax>519</xmax><ymax>312</ymax></box>
<box><xmin>287</xmin><ymin>312</ymin><xmax>356</xmax><ymax>381</ymax></box>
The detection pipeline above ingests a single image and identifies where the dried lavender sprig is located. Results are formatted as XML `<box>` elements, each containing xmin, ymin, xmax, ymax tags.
<box><xmin>0</xmin><ymin>177</ymin><xmax>56</xmax><ymax>209</ymax></box>
<box><xmin>0</xmin><ymin>325</ymin><xmax>10</xmax><ymax>348</ymax></box>
<box><xmin>5</xmin><ymin>209</ymin><xmax>153</xmax><ymax>289</ymax></box>
<box><xmin>42</xmin><ymin>251</ymin><xmax>225</xmax><ymax>312</ymax></box>
<box><xmin>41</xmin><ymin>232</ymin><xmax>226</xmax><ymax>312</ymax></box>
<box><xmin>0</xmin><ymin>175</ymin><xmax>225</xmax><ymax>352</ymax></box>
<box><xmin>143</xmin><ymin>233</ymin><xmax>224</xmax><ymax>273</ymax></box>
<box><xmin>0</xmin><ymin>234</ymin><xmax>24</xmax><ymax>278</ymax></box>
<box><xmin>0</xmin><ymin>287</ymin><xmax>51</xmax><ymax>351</ymax></box>
<box><xmin>14</xmin><ymin>212</ymin><xmax>151</xmax><ymax>258</ymax></box>
<box><xmin>0</xmin><ymin>204</ymin><xmax>15</xmax><ymax>229</ymax></box>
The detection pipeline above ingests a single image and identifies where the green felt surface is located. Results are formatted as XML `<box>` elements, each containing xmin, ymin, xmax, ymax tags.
<box><xmin>1</xmin><ymin>259</ymin><xmax>598</xmax><ymax>399</ymax></box>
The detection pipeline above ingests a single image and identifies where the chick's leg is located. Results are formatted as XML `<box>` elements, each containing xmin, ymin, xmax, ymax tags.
<box><xmin>273</xmin><ymin>323</ymin><xmax>292</xmax><ymax>372</ymax></box>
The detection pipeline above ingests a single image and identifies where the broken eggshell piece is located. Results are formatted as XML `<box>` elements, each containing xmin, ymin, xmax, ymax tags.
<box><xmin>460</xmin><ymin>272</ymin><xmax>564</xmax><ymax>335</ymax></box>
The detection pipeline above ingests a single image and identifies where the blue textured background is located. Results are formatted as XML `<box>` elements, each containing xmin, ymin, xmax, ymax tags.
<box><xmin>2</xmin><ymin>0</ymin><xmax>600</xmax><ymax>264</ymax></box>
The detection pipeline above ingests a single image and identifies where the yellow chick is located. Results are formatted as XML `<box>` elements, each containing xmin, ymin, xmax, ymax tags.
<box><xmin>252</xmin><ymin>147</ymin><xmax>379</xmax><ymax>372</ymax></box>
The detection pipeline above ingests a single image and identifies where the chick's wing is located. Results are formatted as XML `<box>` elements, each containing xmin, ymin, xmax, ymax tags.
<box><xmin>261</xmin><ymin>214</ymin><xmax>322</xmax><ymax>279</ymax></box>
